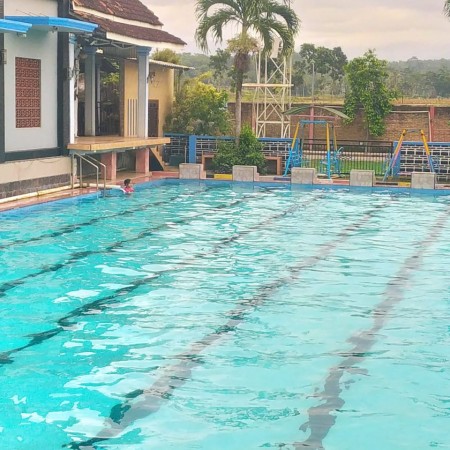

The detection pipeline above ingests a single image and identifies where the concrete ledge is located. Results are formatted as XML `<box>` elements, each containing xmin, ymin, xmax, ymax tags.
<box><xmin>350</xmin><ymin>170</ymin><xmax>375</xmax><ymax>187</ymax></box>
<box><xmin>232</xmin><ymin>165</ymin><xmax>259</xmax><ymax>182</ymax></box>
<box><xmin>411</xmin><ymin>172</ymin><xmax>436</xmax><ymax>189</ymax></box>
<box><xmin>291</xmin><ymin>168</ymin><xmax>316</xmax><ymax>184</ymax></box>
<box><xmin>179</xmin><ymin>163</ymin><xmax>205</xmax><ymax>180</ymax></box>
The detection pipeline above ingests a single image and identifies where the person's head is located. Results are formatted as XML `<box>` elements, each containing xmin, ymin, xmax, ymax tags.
<box><xmin>124</xmin><ymin>178</ymin><xmax>131</xmax><ymax>187</ymax></box>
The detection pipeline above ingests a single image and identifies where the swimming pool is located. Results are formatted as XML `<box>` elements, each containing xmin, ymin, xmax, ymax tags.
<box><xmin>0</xmin><ymin>181</ymin><xmax>449</xmax><ymax>449</ymax></box>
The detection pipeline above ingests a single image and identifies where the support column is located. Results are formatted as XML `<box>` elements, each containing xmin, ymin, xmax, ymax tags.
<box><xmin>84</xmin><ymin>46</ymin><xmax>96</xmax><ymax>136</ymax></box>
<box><xmin>100</xmin><ymin>152</ymin><xmax>117</xmax><ymax>180</ymax></box>
<box><xmin>429</xmin><ymin>106</ymin><xmax>435</xmax><ymax>142</ymax></box>
<box><xmin>135</xmin><ymin>147</ymin><xmax>150</xmax><ymax>174</ymax></box>
<box><xmin>137</xmin><ymin>46</ymin><xmax>150</xmax><ymax>138</ymax></box>
<box><xmin>68</xmin><ymin>34</ymin><xmax>76</xmax><ymax>143</ymax></box>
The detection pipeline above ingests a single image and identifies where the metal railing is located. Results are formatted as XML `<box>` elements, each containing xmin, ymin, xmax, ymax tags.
<box><xmin>72</xmin><ymin>153</ymin><xmax>107</xmax><ymax>193</ymax></box>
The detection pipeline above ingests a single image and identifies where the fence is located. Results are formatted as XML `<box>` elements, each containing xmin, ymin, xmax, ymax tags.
<box><xmin>299</xmin><ymin>139</ymin><xmax>393</xmax><ymax>177</ymax></box>
<box><xmin>163</xmin><ymin>134</ymin><xmax>295</xmax><ymax>175</ymax></box>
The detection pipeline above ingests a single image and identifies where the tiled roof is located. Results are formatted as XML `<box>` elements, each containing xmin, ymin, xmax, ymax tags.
<box><xmin>72</xmin><ymin>0</ymin><xmax>163</xmax><ymax>27</ymax></box>
<box><xmin>75</xmin><ymin>11</ymin><xmax>186</xmax><ymax>46</ymax></box>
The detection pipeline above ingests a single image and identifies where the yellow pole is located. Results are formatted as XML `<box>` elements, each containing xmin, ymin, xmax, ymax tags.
<box><xmin>421</xmin><ymin>129</ymin><xmax>435</xmax><ymax>173</ymax></box>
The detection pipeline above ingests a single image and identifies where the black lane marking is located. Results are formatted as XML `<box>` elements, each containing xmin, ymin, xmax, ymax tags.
<box><xmin>0</xmin><ymin>188</ymin><xmax>206</xmax><ymax>251</ymax></box>
<box><xmin>0</xmin><ymin>191</ymin><xmax>321</xmax><ymax>365</ymax></box>
<box><xmin>289</xmin><ymin>209</ymin><xmax>449</xmax><ymax>450</ymax></box>
<box><xmin>65</xmin><ymin>202</ymin><xmax>388</xmax><ymax>450</ymax></box>
<box><xmin>0</xmin><ymin>189</ymin><xmax>261</xmax><ymax>299</ymax></box>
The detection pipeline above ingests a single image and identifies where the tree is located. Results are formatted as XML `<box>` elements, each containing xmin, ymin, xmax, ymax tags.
<box><xmin>195</xmin><ymin>0</ymin><xmax>300</xmax><ymax>138</ymax></box>
<box><xmin>209</xmin><ymin>49</ymin><xmax>233</xmax><ymax>88</ymax></box>
<box><xmin>294</xmin><ymin>44</ymin><xmax>348</xmax><ymax>98</ymax></box>
<box><xmin>344</xmin><ymin>50</ymin><xmax>397</xmax><ymax>137</ymax></box>
<box><xmin>164</xmin><ymin>74</ymin><xmax>231</xmax><ymax>136</ymax></box>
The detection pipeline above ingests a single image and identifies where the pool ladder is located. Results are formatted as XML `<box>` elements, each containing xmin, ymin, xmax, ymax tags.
<box><xmin>71</xmin><ymin>153</ymin><xmax>107</xmax><ymax>195</ymax></box>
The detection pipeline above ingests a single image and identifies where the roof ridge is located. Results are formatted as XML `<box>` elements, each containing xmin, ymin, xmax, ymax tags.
<box><xmin>72</xmin><ymin>0</ymin><xmax>163</xmax><ymax>27</ymax></box>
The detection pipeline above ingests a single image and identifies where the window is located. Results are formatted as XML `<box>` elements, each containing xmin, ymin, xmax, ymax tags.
<box><xmin>15</xmin><ymin>57</ymin><xmax>41</xmax><ymax>128</ymax></box>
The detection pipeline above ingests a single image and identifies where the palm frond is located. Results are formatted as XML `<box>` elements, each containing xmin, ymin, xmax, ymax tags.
<box><xmin>445</xmin><ymin>0</ymin><xmax>450</xmax><ymax>17</ymax></box>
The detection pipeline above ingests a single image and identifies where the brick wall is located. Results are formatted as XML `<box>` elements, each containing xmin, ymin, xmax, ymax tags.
<box><xmin>230</xmin><ymin>102</ymin><xmax>450</xmax><ymax>143</ymax></box>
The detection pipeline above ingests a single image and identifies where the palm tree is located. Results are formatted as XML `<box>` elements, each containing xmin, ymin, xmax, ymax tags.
<box><xmin>195</xmin><ymin>0</ymin><xmax>300</xmax><ymax>137</ymax></box>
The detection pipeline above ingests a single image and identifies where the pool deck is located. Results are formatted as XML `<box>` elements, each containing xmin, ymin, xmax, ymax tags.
<box><xmin>1</xmin><ymin>171</ymin><xmax>449</xmax><ymax>212</ymax></box>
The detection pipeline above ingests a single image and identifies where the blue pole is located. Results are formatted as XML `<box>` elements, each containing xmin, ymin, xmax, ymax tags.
<box><xmin>188</xmin><ymin>135</ymin><xmax>197</xmax><ymax>163</ymax></box>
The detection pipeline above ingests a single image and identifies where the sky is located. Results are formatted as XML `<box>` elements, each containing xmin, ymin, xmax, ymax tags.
<box><xmin>142</xmin><ymin>0</ymin><xmax>450</xmax><ymax>61</ymax></box>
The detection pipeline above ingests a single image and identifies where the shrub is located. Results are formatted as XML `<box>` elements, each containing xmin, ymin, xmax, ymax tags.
<box><xmin>212</xmin><ymin>125</ymin><xmax>267</xmax><ymax>174</ymax></box>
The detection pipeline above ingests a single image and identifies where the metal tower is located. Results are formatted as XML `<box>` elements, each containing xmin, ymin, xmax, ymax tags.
<box><xmin>243</xmin><ymin>0</ymin><xmax>294</xmax><ymax>138</ymax></box>
<box><xmin>244</xmin><ymin>45</ymin><xmax>293</xmax><ymax>138</ymax></box>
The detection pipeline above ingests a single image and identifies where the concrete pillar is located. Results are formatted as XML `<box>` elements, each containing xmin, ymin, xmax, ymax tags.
<box><xmin>411</xmin><ymin>172</ymin><xmax>436</xmax><ymax>189</ymax></box>
<box><xmin>68</xmin><ymin>34</ymin><xmax>76</xmax><ymax>143</ymax></box>
<box><xmin>137</xmin><ymin>47</ymin><xmax>150</xmax><ymax>138</ymax></box>
<box><xmin>291</xmin><ymin>167</ymin><xmax>316</xmax><ymax>184</ymax></box>
<box><xmin>232</xmin><ymin>165</ymin><xmax>259</xmax><ymax>182</ymax></box>
<box><xmin>100</xmin><ymin>152</ymin><xmax>117</xmax><ymax>180</ymax></box>
<box><xmin>350</xmin><ymin>169</ymin><xmax>375</xmax><ymax>187</ymax></box>
<box><xmin>84</xmin><ymin>46</ymin><xmax>96</xmax><ymax>136</ymax></box>
<box><xmin>135</xmin><ymin>147</ymin><xmax>150</xmax><ymax>174</ymax></box>
<box><xmin>179</xmin><ymin>163</ymin><xmax>205</xmax><ymax>179</ymax></box>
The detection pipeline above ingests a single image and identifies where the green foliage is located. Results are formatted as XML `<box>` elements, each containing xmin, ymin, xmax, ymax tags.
<box><xmin>209</xmin><ymin>49</ymin><xmax>233</xmax><ymax>88</ymax></box>
<box><xmin>178</xmin><ymin>53</ymin><xmax>211</xmax><ymax>79</ymax></box>
<box><xmin>292</xmin><ymin>44</ymin><xmax>348</xmax><ymax>97</ymax></box>
<box><xmin>344</xmin><ymin>50</ymin><xmax>397</xmax><ymax>137</ymax></box>
<box><xmin>152</xmin><ymin>49</ymin><xmax>181</xmax><ymax>64</ymax></box>
<box><xmin>212</xmin><ymin>125</ymin><xmax>267</xmax><ymax>174</ymax></box>
<box><xmin>164</xmin><ymin>74</ymin><xmax>231</xmax><ymax>136</ymax></box>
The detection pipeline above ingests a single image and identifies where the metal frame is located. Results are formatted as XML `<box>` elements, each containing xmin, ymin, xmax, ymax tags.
<box><xmin>383</xmin><ymin>129</ymin><xmax>435</xmax><ymax>181</ymax></box>
<box><xmin>244</xmin><ymin>50</ymin><xmax>293</xmax><ymax>139</ymax></box>
<box><xmin>283</xmin><ymin>118</ymin><xmax>339</xmax><ymax>178</ymax></box>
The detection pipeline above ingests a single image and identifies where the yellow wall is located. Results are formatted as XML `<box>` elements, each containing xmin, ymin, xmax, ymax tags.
<box><xmin>123</xmin><ymin>60</ymin><xmax>174</xmax><ymax>137</ymax></box>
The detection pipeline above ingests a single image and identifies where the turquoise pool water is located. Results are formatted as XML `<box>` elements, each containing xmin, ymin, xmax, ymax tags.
<box><xmin>0</xmin><ymin>181</ymin><xmax>449</xmax><ymax>450</ymax></box>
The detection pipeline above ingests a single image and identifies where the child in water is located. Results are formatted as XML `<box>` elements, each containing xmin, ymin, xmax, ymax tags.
<box><xmin>122</xmin><ymin>178</ymin><xmax>134</xmax><ymax>194</ymax></box>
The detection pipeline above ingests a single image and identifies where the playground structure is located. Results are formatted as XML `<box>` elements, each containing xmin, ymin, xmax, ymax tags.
<box><xmin>283</xmin><ymin>106</ymin><xmax>349</xmax><ymax>178</ymax></box>
<box><xmin>383</xmin><ymin>129</ymin><xmax>436</xmax><ymax>182</ymax></box>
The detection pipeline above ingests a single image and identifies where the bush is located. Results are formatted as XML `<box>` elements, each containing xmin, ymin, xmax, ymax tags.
<box><xmin>212</xmin><ymin>126</ymin><xmax>267</xmax><ymax>174</ymax></box>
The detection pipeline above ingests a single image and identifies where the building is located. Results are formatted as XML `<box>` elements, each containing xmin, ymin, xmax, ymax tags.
<box><xmin>0</xmin><ymin>0</ymin><xmax>187</xmax><ymax>199</ymax></box>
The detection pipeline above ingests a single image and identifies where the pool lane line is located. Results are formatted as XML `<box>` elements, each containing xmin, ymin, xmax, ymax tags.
<box><xmin>0</xmin><ymin>186</ymin><xmax>212</xmax><ymax>251</ymax></box>
<box><xmin>0</xmin><ymin>188</ymin><xmax>268</xmax><ymax>298</ymax></box>
<box><xmin>288</xmin><ymin>209</ymin><xmax>449</xmax><ymax>450</ymax></box>
<box><xmin>0</xmin><ymin>191</ymin><xmax>322</xmax><ymax>365</ymax></box>
<box><xmin>65</xmin><ymin>201</ymin><xmax>389</xmax><ymax>450</ymax></box>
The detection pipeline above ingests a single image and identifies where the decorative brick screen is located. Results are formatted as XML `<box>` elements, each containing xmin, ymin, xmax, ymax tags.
<box><xmin>15</xmin><ymin>57</ymin><xmax>41</xmax><ymax>128</ymax></box>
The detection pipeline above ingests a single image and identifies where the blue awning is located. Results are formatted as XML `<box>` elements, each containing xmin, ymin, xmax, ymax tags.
<box><xmin>0</xmin><ymin>18</ymin><xmax>32</xmax><ymax>34</ymax></box>
<box><xmin>5</xmin><ymin>16</ymin><xmax>97</xmax><ymax>34</ymax></box>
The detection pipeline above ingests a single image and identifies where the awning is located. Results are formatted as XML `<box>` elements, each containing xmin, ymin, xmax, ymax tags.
<box><xmin>5</xmin><ymin>16</ymin><xmax>97</xmax><ymax>34</ymax></box>
<box><xmin>0</xmin><ymin>18</ymin><xmax>32</xmax><ymax>34</ymax></box>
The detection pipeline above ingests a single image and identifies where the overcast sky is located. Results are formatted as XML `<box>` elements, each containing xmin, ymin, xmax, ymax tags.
<box><xmin>142</xmin><ymin>0</ymin><xmax>450</xmax><ymax>61</ymax></box>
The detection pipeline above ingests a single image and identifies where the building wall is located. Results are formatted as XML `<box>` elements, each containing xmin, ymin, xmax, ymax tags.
<box><xmin>0</xmin><ymin>157</ymin><xmax>71</xmax><ymax>199</ymax></box>
<box><xmin>4</xmin><ymin>0</ymin><xmax>58</xmax><ymax>152</ymax></box>
<box><xmin>123</xmin><ymin>59</ymin><xmax>174</xmax><ymax>137</ymax></box>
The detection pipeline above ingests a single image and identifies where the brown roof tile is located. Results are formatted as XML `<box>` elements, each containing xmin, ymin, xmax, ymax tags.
<box><xmin>75</xmin><ymin>11</ymin><xmax>186</xmax><ymax>46</ymax></box>
<box><xmin>73</xmin><ymin>0</ymin><xmax>163</xmax><ymax>26</ymax></box>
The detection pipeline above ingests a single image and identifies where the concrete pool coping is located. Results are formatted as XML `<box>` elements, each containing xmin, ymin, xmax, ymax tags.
<box><xmin>1</xmin><ymin>171</ymin><xmax>450</xmax><ymax>213</ymax></box>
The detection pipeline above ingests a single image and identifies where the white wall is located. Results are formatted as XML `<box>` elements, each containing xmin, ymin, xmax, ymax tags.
<box><xmin>4</xmin><ymin>0</ymin><xmax>59</xmax><ymax>152</ymax></box>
